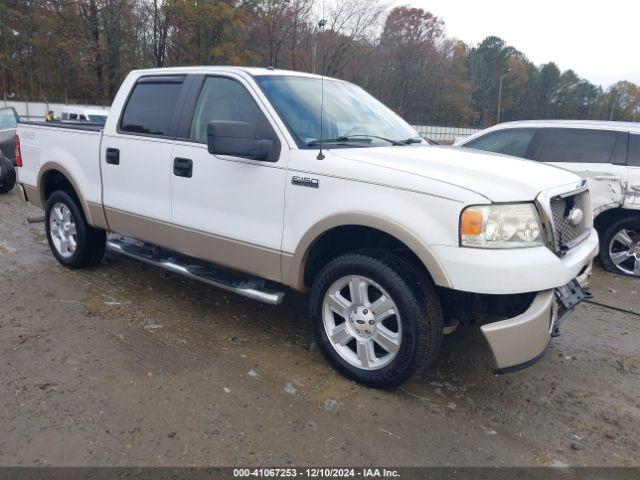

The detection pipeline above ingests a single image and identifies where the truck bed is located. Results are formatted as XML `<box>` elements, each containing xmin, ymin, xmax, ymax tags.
<box><xmin>20</xmin><ymin>121</ymin><xmax>103</xmax><ymax>132</ymax></box>
<box><xmin>17</xmin><ymin>121</ymin><xmax>104</xmax><ymax>208</ymax></box>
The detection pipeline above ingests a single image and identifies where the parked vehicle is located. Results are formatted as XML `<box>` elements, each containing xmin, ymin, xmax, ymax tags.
<box><xmin>456</xmin><ymin>120</ymin><xmax>640</xmax><ymax>277</ymax></box>
<box><xmin>16</xmin><ymin>67</ymin><xmax>598</xmax><ymax>387</ymax></box>
<box><xmin>0</xmin><ymin>106</ymin><xmax>19</xmax><ymax>193</ymax></box>
<box><xmin>61</xmin><ymin>106</ymin><xmax>109</xmax><ymax>125</ymax></box>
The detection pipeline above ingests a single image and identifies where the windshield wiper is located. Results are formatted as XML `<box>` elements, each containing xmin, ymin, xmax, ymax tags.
<box><xmin>308</xmin><ymin>135</ymin><xmax>405</xmax><ymax>147</ymax></box>
<box><xmin>307</xmin><ymin>136</ymin><xmax>373</xmax><ymax>147</ymax></box>
<box><xmin>400</xmin><ymin>137</ymin><xmax>427</xmax><ymax>145</ymax></box>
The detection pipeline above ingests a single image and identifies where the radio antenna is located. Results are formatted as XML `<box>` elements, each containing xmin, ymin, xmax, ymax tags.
<box><xmin>316</xmin><ymin>7</ymin><xmax>327</xmax><ymax>160</ymax></box>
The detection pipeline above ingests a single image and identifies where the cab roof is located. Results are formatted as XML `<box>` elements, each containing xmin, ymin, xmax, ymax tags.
<box><xmin>489</xmin><ymin>119</ymin><xmax>640</xmax><ymax>133</ymax></box>
<box><xmin>128</xmin><ymin>66</ymin><xmax>330</xmax><ymax>81</ymax></box>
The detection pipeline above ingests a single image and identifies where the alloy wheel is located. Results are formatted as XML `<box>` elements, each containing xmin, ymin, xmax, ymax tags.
<box><xmin>322</xmin><ymin>275</ymin><xmax>402</xmax><ymax>370</ymax></box>
<box><xmin>49</xmin><ymin>202</ymin><xmax>78</xmax><ymax>259</ymax></box>
<box><xmin>608</xmin><ymin>228</ymin><xmax>640</xmax><ymax>276</ymax></box>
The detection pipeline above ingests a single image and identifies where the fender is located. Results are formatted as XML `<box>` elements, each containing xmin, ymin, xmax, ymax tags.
<box><xmin>282</xmin><ymin>213</ymin><xmax>453</xmax><ymax>292</ymax></box>
<box><xmin>37</xmin><ymin>162</ymin><xmax>108</xmax><ymax>230</ymax></box>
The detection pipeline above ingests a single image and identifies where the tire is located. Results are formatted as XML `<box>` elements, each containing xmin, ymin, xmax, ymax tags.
<box><xmin>309</xmin><ymin>251</ymin><xmax>443</xmax><ymax>388</ymax></box>
<box><xmin>600</xmin><ymin>216</ymin><xmax>640</xmax><ymax>277</ymax></box>
<box><xmin>0</xmin><ymin>155</ymin><xmax>16</xmax><ymax>194</ymax></box>
<box><xmin>45</xmin><ymin>190</ymin><xmax>106</xmax><ymax>269</ymax></box>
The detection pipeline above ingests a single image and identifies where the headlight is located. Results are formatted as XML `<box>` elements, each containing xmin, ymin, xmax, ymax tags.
<box><xmin>460</xmin><ymin>203</ymin><xmax>544</xmax><ymax>248</ymax></box>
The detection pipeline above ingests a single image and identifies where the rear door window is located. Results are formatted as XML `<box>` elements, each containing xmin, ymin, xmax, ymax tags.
<box><xmin>628</xmin><ymin>134</ymin><xmax>640</xmax><ymax>166</ymax></box>
<box><xmin>120</xmin><ymin>78</ymin><xmax>183</xmax><ymax>136</ymax></box>
<box><xmin>463</xmin><ymin>128</ymin><xmax>536</xmax><ymax>158</ymax></box>
<box><xmin>533</xmin><ymin>128</ymin><xmax>621</xmax><ymax>164</ymax></box>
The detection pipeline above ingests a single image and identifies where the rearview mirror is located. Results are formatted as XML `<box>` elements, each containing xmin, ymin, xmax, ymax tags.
<box><xmin>207</xmin><ymin>121</ymin><xmax>273</xmax><ymax>161</ymax></box>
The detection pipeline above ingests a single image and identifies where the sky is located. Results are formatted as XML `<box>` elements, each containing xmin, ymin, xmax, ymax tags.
<box><xmin>397</xmin><ymin>0</ymin><xmax>640</xmax><ymax>88</ymax></box>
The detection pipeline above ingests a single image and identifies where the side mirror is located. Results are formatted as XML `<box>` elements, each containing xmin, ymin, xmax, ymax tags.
<box><xmin>207</xmin><ymin>121</ymin><xmax>273</xmax><ymax>161</ymax></box>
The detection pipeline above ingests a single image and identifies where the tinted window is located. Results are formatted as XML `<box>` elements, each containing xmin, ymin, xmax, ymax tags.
<box><xmin>535</xmin><ymin>128</ymin><xmax>619</xmax><ymax>164</ymax></box>
<box><xmin>464</xmin><ymin>128</ymin><xmax>536</xmax><ymax>158</ymax></box>
<box><xmin>629</xmin><ymin>134</ymin><xmax>640</xmax><ymax>166</ymax></box>
<box><xmin>121</xmin><ymin>81</ymin><xmax>182</xmax><ymax>136</ymax></box>
<box><xmin>190</xmin><ymin>77</ymin><xmax>274</xmax><ymax>145</ymax></box>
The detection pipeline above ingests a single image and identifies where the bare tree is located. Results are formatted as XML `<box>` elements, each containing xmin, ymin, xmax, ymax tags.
<box><xmin>313</xmin><ymin>0</ymin><xmax>386</xmax><ymax>76</ymax></box>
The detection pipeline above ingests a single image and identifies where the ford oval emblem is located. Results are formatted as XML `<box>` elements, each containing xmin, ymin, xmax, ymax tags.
<box><xmin>567</xmin><ymin>208</ymin><xmax>584</xmax><ymax>226</ymax></box>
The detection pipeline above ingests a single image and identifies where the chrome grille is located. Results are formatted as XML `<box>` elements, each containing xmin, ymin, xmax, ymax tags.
<box><xmin>550</xmin><ymin>190</ymin><xmax>589</xmax><ymax>253</ymax></box>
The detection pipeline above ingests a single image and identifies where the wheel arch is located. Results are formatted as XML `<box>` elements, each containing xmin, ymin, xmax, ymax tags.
<box><xmin>282</xmin><ymin>214</ymin><xmax>452</xmax><ymax>292</ymax></box>
<box><xmin>37</xmin><ymin>162</ymin><xmax>107</xmax><ymax>229</ymax></box>
<box><xmin>594</xmin><ymin>207</ymin><xmax>640</xmax><ymax>234</ymax></box>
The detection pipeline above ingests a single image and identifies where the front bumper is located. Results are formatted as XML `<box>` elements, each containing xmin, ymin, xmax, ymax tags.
<box><xmin>481</xmin><ymin>290</ymin><xmax>557</xmax><ymax>373</ymax></box>
<box><xmin>431</xmin><ymin>228</ymin><xmax>599</xmax><ymax>295</ymax></box>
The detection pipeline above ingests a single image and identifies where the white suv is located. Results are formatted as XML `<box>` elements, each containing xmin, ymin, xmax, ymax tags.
<box><xmin>457</xmin><ymin>120</ymin><xmax>640</xmax><ymax>277</ymax></box>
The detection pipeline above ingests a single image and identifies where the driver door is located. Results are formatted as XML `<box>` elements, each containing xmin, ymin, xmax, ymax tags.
<box><xmin>170</xmin><ymin>74</ymin><xmax>288</xmax><ymax>282</ymax></box>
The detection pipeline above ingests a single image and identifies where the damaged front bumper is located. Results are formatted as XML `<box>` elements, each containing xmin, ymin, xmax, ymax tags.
<box><xmin>481</xmin><ymin>278</ymin><xmax>589</xmax><ymax>374</ymax></box>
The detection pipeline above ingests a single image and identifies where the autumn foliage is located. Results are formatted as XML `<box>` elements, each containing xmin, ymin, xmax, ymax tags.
<box><xmin>0</xmin><ymin>1</ymin><xmax>637</xmax><ymax>126</ymax></box>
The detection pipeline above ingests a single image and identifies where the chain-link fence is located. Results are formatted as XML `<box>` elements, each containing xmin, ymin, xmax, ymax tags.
<box><xmin>412</xmin><ymin>125</ymin><xmax>480</xmax><ymax>144</ymax></box>
<box><xmin>2</xmin><ymin>99</ymin><xmax>110</xmax><ymax>121</ymax></box>
<box><xmin>4</xmin><ymin>99</ymin><xmax>481</xmax><ymax>143</ymax></box>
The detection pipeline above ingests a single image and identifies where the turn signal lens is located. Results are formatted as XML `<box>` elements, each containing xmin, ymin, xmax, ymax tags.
<box><xmin>14</xmin><ymin>135</ymin><xmax>22</xmax><ymax>167</ymax></box>
<box><xmin>460</xmin><ymin>209</ymin><xmax>484</xmax><ymax>236</ymax></box>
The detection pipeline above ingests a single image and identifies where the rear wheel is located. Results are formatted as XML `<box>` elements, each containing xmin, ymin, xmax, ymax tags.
<box><xmin>45</xmin><ymin>190</ymin><xmax>106</xmax><ymax>269</ymax></box>
<box><xmin>0</xmin><ymin>155</ymin><xmax>16</xmax><ymax>194</ymax></box>
<box><xmin>310</xmin><ymin>252</ymin><xmax>442</xmax><ymax>388</ymax></box>
<box><xmin>600</xmin><ymin>216</ymin><xmax>640</xmax><ymax>277</ymax></box>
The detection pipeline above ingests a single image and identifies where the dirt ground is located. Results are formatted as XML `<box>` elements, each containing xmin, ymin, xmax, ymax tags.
<box><xmin>1</xmin><ymin>189</ymin><xmax>639</xmax><ymax>467</ymax></box>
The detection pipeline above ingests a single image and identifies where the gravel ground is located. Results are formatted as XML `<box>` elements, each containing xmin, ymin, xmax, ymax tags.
<box><xmin>0</xmin><ymin>189</ymin><xmax>639</xmax><ymax>467</ymax></box>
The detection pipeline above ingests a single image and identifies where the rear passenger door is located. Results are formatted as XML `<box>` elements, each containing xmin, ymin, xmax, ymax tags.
<box><xmin>102</xmin><ymin>75</ymin><xmax>185</xmax><ymax>238</ymax></box>
<box><xmin>627</xmin><ymin>134</ymin><xmax>640</xmax><ymax>209</ymax></box>
<box><xmin>529</xmin><ymin>128</ymin><xmax>629</xmax><ymax>214</ymax></box>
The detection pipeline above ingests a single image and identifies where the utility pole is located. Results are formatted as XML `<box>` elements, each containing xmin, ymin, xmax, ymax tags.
<box><xmin>497</xmin><ymin>74</ymin><xmax>504</xmax><ymax>124</ymax></box>
<box><xmin>497</xmin><ymin>67</ymin><xmax>511</xmax><ymax>124</ymax></box>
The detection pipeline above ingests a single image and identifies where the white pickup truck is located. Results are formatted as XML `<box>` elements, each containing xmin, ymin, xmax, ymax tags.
<box><xmin>16</xmin><ymin>67</ymin><xmax>598</xmax><ymax>387</ymax></box>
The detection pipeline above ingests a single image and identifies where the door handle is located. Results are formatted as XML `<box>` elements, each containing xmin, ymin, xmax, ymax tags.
<box><xmin>173</xmin><ymin>157</ymin><xmax>193</xmax><ymax>178</ymax></box>
<box><xmin>106</xmin><ymin>148</ymin><xmax>120</xmax><ymax>165</ymax></box>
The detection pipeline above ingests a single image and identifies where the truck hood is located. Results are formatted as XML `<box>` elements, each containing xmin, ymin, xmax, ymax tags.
<box><xmin>331</xmin><ymin>145</ymin><xmax>583</xmax><ymax>202</ymax></box>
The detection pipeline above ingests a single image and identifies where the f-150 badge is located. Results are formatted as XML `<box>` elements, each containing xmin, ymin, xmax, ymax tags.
<box><xmin>292</xmin><ymin>176</ymin><xmax>319</xmax><ymax>188</ymax></box>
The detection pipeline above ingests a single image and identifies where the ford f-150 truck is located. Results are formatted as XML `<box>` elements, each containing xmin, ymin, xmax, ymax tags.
<box><xmin>16</xmin><ymin>67</ymin><xmax>598</xmax><ymax>388</ymax></box>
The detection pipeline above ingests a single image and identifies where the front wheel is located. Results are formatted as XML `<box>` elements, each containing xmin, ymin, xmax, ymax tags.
<box><xmin>310</xmin><ymin>252</ymin><xmax>443</xmax><ymax>388</ymax></box>
<box><xmin>45</xmin><ymin>190</ymin><xmax>106</xmax><ymax>269</ymax></box>
<box><xmin>600</xmin><ymin>216</ymin><xmax>640</xmax><ymax>277</ymax></box>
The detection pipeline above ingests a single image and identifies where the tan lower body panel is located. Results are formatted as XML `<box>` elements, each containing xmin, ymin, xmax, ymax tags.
<box><xmin>104</xmin><ymin>207</ymin><xmax>282</xmax><ymax>284</ymax></box>
<box><xmin>86</xmin><ymin>202</ymin><xmax>109</xmax><ymax>230</ymax></box>
<box><xmin>481</xmin><ymin>290</ymin><xmax>555</xmax><ymax>371</ymax></box>
<box><xmin>22</xmin><ymin>184</ymin><xmax>43</xmax><ymax>208</ymax></box>
<box><xmin>20</xmin><ymin>184</ymin><xmax>108</xmax><ymax>230</ymax></box>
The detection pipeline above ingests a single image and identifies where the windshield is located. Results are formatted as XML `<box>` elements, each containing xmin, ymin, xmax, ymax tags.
<box><xmin>255</xmin><ymin>76</ymin><xmax>420</xmax><ymax>148</ymax></box>
<box><xmin>88</xmin><ymin>115</ymin><xmax>107</xmax><ymax>124</ymax></box>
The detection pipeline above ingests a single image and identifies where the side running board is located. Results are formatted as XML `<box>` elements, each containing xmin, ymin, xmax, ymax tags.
<box><xmin>106</xmin><ymin>237</ymin><xmax>285</xmax><ymax>305</ymax></box>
